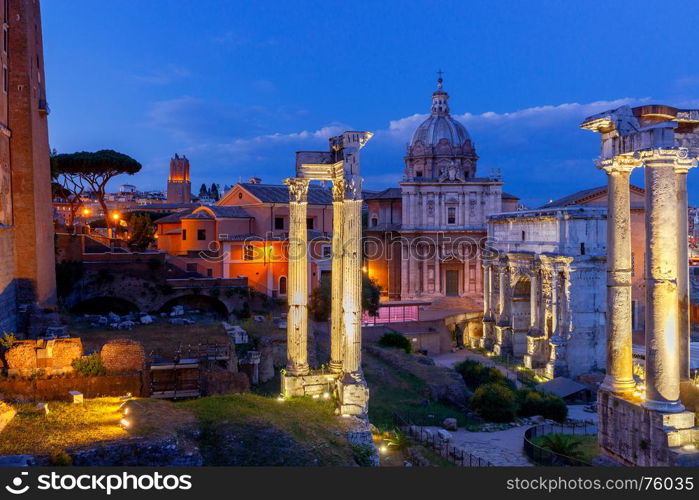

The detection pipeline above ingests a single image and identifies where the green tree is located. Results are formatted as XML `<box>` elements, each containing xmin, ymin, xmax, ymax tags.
<box><xmin>50</xmin><ymin>150</ymin><xmax>142</xmax><ymax>221</ymax></box>
<box><xmin>470</xmin><ymin>382</ymin><xmax>517</xmax><ymax>422</ymax></box>
<box><xmin>126</xmin><ymin>212</ymin><xmax>156</xmax><ymax>251</ymax></box>
<box><xmin>210</xmin><ymin>183</ymin><xmax>220</xmax><ymax>201</ymax></box>
<box><xmin>310</xmin><ymin>273</ymin><xmax>381</xmax><ymax>321</ymax></box>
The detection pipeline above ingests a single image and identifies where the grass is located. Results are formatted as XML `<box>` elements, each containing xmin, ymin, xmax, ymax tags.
<box><xmin>74</xmin><ymin>320</ymin><xmax>230</xmax><ymax>358</ymax></box>
<box><xmin>363</xmin><ymin>351</ymin><xmax>472</xmax><ymax>429</ymax></box>
<box><xmin>0</xmin><ymin>397</ymin><xmax>193</xmax><ymax>456</ymax></box>
<box><xmin>532</xmin><ymin>433</ymin><xmax>600</xmax><ymax>463</ymax></box>
<box><xmin>179</xmin><ymin>394</ymin><xmax>357</xmax><ymax>465</ymax></box>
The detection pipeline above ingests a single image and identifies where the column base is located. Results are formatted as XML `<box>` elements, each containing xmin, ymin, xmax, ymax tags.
<box><xmin>642</xmin><ymin>398</ymin><xmax>686</xmax><ymax>414</ymax></box>
<box><xmin>329</xmin><ymin>360</ymin><xmax>343</xmax><ymax>374</ymax></box>
<box><xmin>600</xmin><ymin>376</ymin><xmax>636</xmax><ymax>395</ymax></box>
<box><xmin>282</xmin><ymin>372</ymin><xmax>338</xmax><ymax>398</ymax></box>
<box><xmin>338</xmin><ymin>372</ymin><xmax>369</xmax><ymax>417</ymax></box>
<box><xmin>285</xmin><ymin>364</ymin><xmax>310</xmax><ymax>377</ymax></box>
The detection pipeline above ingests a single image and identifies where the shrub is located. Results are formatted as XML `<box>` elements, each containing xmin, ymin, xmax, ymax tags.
<box><xmin>71</xmin><ymin>353</ymin><xmax>106</xmax><ymax>376</ymax></box>
<box><xmin>50</xmin><ymin>450</ymin><xmax>73</xmax><ymax>466</ymax></box>
<box><xmin>517</xmin><ymin>388</ymin><xmax>568</xmax><ymax>422</ymax></box>
<box><xmin>536</xmin><ymin>434</ymin><xmax>584</xmax><ymax>459</ymax></box>
<box><xmin>470</xmin><ymin>383</ymin><xmax>517</xmax><ymax>422</ymax></box>
<box><xmin>454</xmin><ymin>359</ymin><xmax>513</xmax><ymax>391</ymax></box>
<box><xmin>377</xmin><ymin>332</ymin><xmax>412</xmax><ymax>354</ymax></box>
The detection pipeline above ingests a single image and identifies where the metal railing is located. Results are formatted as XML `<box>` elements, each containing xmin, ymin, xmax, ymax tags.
<box><xmin>523</xmin><ymin>421</ymin><xmax>598</xmax><ymax>467</ymax></box>
<box><xmin>394</xmin><ymin>413</ymin><xmax>493</xmax><ymax>467</ymax></box>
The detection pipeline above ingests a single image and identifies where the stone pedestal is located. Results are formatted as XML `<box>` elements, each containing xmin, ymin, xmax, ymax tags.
<box><xmin>338</xmin><ymin>373</ymin><xmax>369</xmax><ymax>417</ymax></box>
<box><xmin>482</xmin><ymin>319</ymin><xmax>496</xmax><ymax>350</ymax></box>
<box><xmin>493</xmin><ymin>324</ymin><xmax>512</xmax><ymax>356</ymax></box>
<box><xmin>512</xmin><ymin>332</ymin><xmax>528</xmax><ymax>358</ymax></box>
<box><xmin>282</xmin><ymin>372</ymin><xmax>339</xmax><ymax>398</ymax></box>
<box><xmin>545</xmin><ymin>336</ymin><xmax>568</xmax><ymax>379</ymax></box>
<box><xmin>598</xmin><ymin>390</ymin><xmax>699</xmax><ymax>466</ymax></box>
<box><xmin>523</xmin><ymin>335</ymin><xmax>548</xmax><ymax>369</ymax></box>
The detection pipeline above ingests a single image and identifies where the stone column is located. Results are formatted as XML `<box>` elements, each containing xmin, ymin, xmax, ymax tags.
<box><xmin>528</xmin><ymin>271</ymin><xmax>539</xmax><ymax>334</ymax></box>
<box><xmin>342</xmin><ymin>177</ymin><xmax>363</xmax><ymax>376</ymax></box>
<box><xmin>284</xmin><ymin>178</ymin><xmax>310</xmax><ymax>376</ymax></box>
<box><xmin>677</xmin><ymin>167</ymin><xmax>691</xmax><ymax>382</ymax></box>
<box><xmin>329</xmin><ymin>179</ymin><xmax>345</xmax><ymax>373</ymax></box>
<box><xmin>550</xmin><ymin>270</ymin><xmax>559</xmax><ymax>336</ymax></box>
<box><xmin>497</xmin><ymin>264</ymin><xmax>509</xmax><ymax>325</ymax></box>
<box><xmin>483</xmin><ymin>262</ymin><xmax>493</xmax><ymax>320</ymax></box>
<box><xmin>599</xmin><ymin>157</ymin><xmax>638</xmax><ymax>395</ymax></box>
<box><xmin>642</xmin><ymin>149</ymin><xmax>693</xmax><ymax>413</ymax></box>
<box><xmin>434</xmin><ymin>248</ymin><xmax>441</xmax><ymax>295</ymax></box>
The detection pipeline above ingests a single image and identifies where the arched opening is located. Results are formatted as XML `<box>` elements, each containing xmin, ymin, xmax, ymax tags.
<box><xmin>512</xmin><ymin>278</ymin><xmax>531</xmax><ymax>333</ymax></box>
<box><xmin>71</xmin><ymin>296</ymin><xmax>140</xmax><ymax>315</ymax></box>
<box><xmin>158</xmin><ymin>294</ymin><xmax>229</xmax><ymax>318</ymax></box>
<box><xmin>279</xmin><ymin>276</ymin><xmax>287</xmax><ymax>296</ymax></box>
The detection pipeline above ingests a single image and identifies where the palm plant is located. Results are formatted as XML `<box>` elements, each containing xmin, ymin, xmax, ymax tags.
<box><xmin>385</xmin><ymin>428</ymin><xmax>410</xmax><ymax>451</ymax></box>
<box><xmin>538</xmin><ymin>433</ymin><xmax>584</xmax><ymax>459</ymax></box>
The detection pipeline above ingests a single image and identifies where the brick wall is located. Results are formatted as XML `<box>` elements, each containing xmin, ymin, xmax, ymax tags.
<box><xmin>0</xmin><ymin>229</ymin><xmax>16</xmax><ymax>333</ymax></box>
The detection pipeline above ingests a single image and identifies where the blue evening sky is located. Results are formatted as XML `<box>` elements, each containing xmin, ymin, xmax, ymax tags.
<box><xmin>42</xmin><ymin>0</ymin><xmax>699</xmax><ymax>206</ymax></box>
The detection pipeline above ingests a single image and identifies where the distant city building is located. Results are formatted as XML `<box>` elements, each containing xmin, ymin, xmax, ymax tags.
<box><xmin>167</xmin><ymin>153</ymin><xmax>192</xmax><ymax>204</ymax></box>
<box><xmin>364</xmin><ymin>78</ymin><xmax>518</xmax><ymax>299</ymax></box>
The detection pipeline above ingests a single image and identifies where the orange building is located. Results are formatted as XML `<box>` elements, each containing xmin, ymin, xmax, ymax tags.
<box><xmin>156</xmin><ymin>181</ymin><xmax>333</xmax><ymax>296</ymax></box>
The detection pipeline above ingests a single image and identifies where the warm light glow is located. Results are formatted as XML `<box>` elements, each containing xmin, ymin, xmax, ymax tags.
<box><xmin>112</xmin><ymin>212</ymin><xmax>120</xmax><ymax>220</ymax></box>
<box><xmin>123</xmin><ymin>407</ymin><xmax>130</xmax><ymax>416</ymax></box>
<box><xmin>82</xmin><ymin>208</ymin><xmax>90</xmax><ymax>216</ymax></box>
<box><xmin>312</xmin><ymin>394</ymin><xmax>320</xmax><ymax>399</ymax></box>
<box><xmin>683</xmin><ymin>444</ymin><xmax>697</xmax><ymax>451</ymax></box>
<box><xmin>361</xmin><ymin>266</ymin><xmax>368</xmax><ymax>273</ymax></box>
<box><xmin>120</xmin><ymin>418</ymin><xmax>130</xmax><ymax>428</ymax></box>
<box><xmin>379</xmin><ymin>445</ymin><xmax>388</xmax><ymax>454</ymax></box>
<box><xmin>322</xmin><ymin>392</ymin><xmax>330</xmax><ymax>399</ymax></box>
<box><xmin>277</xmin><ymin>396</ymin><xmax>284</xmax><ymax>402</ymax></box>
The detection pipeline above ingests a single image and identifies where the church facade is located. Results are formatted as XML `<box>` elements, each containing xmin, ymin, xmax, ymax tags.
<box><xmin>365</xmin><ymin>79</ymin><xmax>518</xmax><ymax>300</ymax></box>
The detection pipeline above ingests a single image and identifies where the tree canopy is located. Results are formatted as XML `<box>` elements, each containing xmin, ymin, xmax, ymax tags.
<box><xmin>51</xmin><ymin>150</ymin><xmax>142</xmax><ymax>221</ymax></box>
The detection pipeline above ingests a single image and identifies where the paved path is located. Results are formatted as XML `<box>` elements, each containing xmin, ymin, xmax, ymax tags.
<box><xmin>426</xmin><ymin>425</ymin><xmax>532</xmax><ymax>466</ymax></box>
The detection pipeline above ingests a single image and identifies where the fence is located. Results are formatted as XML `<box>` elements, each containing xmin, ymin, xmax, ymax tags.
<box><xmin>523</xmin><ymin>421</ymin><xmax>598</xmax><ymax>466</ymax></box>
<box><xmin>394</xmin><ymin>414</ymin><xmax>493</xmax><ymax>467</ymax></box>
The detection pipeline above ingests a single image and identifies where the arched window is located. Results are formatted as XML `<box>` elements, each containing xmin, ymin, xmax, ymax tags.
<box><xmin>279</xmin><ymin>276</ymin><xmax>287</xmax><ymax>295</ymax></box>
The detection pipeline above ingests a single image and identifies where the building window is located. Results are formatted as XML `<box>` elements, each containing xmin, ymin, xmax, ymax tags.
<box><xmin>274</xmin><ymin>217</ymin><xmax>284</xmax><ymax>230</ymax></box>
<box><xmin>197</xmin><ymin>229</ymin><xmax>206</xmax><ymax>240</ymax></box>
<box><xmin>279</xmin><ymin>276</ymin><xmax>287</xmax><ymax>295</ymax></box>
<box><xmin>415</xmin><ymin>170</ymin><xmax>423</xmax><ymax>178</ymax></box>
<box><xmin>3</xmin><ymin>28</ymin><xmax>7</xmax><ymax>54</ymax></box>
<box><xmin>580</xmin><ymin>242</ymin><xmax>585</xmax><ymax>255</ymax></box>
<box><xmin>306</xmin><ymin>217</ymin><xmax>314</xmax><ymax>230</ymax></box>
<box><xmin>182</xmin><ymin>229</ymin><xmax>187</xmax><ymax>241</ymax></box>
<box><xmin>371</xmin><ymin>217</ymin><xmax>378</xmax><ymax>227</ymax></box>
<box><xmin>522</xmin><ymin>230</ymin><xmax>526</xmax><ymax>241</ymax></box>
<box><xmin>322</xmin><ymin>245</ymin><xmax>331</xmax><ymax>259</ymax></box>
<box><xmin>3</xmin><ymin>65</ymin><xmax>7</xmax><ymax>94</ymax></box>
<box><xmin>206</xmin><ymin>268</ymin><xmax>213</xmax><ymax>277</ymax></box>
<box><xmin>447</xmin><ymin>207</ymin><xmax>456</xmax><ymax>225</ymax></box>
<box><xmin>244</xmin><ymin>244</ymin><xmax>254</xmax><ymax>261</ymax></box>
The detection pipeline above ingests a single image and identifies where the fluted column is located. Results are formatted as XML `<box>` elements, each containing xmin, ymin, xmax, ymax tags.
<box><xmin>677</xmin><ymin>167</ymin><xmax>691</xmax><ymax>382</ymax></box>
<box><xmin>483</xmin><ymin>262</ymin><xmax>493</xmax><ymax>320</ymax></box>
<box><xmin>599</xmin><ymin>156</ymin><xmax>638</xmax><ymax>395</ymax></box>
<box><xmin>342</xmin><ymin>177</ymin><xmax>363</xmax><ymax>376</ymax></box>
<box><xmin>529</xmin><ymin>271</ymin><xmax>539</xmax><ymax>334</ymax></box>
<box><xmin>284</xmin><ymin>178</ymin><xmax>310</xmax><ymax>376</ymax></box>
<box><xmin>497</xmin><ymin>263</ymin><xmax>510</xmax><ymax>325</ymax></box>
<box><xmin>329</xmin><ymin>179</ymin><xmax>345</xmax><ymax>373</ymax></box>
<box><xmin>642</xmin><ymin>149</ymin><xmax>695</xmax><ymax>413</ymax></box>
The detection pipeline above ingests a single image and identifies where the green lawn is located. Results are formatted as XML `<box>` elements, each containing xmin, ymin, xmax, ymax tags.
<box><xmin>363</xmin><ymin>350</ymin><xmax>472</xmax><ymax>429</ymax></box>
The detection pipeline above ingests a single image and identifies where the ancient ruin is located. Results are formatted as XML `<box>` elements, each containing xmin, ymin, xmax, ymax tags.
<box><xmin>281</xmin><ymin>131</ymin><xmax>373</xmax><ymax>417</ymax></box>
<box><xmin>582</xmin><ymin>104</ymin><xmax>699</xmax><ymax>466</ymax></box>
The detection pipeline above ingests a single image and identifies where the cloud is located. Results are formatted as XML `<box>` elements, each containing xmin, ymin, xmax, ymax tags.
<box><xmin>132</xmin><ymin>64</ymin><xmax>190</xmax><ymax>85</ymax></box>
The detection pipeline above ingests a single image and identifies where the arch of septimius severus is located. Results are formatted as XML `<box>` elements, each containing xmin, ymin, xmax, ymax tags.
<box><xmin>582</xmin><ymin>104</ymin><xmax>699</xmax><ymax>466</ymax></box>
<box><xmin>281</xmin><ymin>131</ymin><xmax>372</xmax><ymax>417</ymax></box>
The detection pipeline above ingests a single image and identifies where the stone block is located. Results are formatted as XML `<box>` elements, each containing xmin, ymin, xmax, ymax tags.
<box><xmin>661</xmin><ymin>411</ymin><xmax>695</xmax><ymax>430</ymax></box>
<box><xmin>442</xmin><ymin>417</ymin><xmax>458</xmax><ymax>431</ymax></box>
<box><xmin>100</xmin><ymin>339</ymin><xmax>145</xmax><ymax>373</ymax></box>
<box><xmin>0</xmin><ymin>401</ymin><xmax>16</xmax><ymax>433</ymax></box>
<box><xmin>437</xmin><ymin>429</ymin><xmax>452</xmax><ymax>442</ymax></box>
<box><xmin>36</xmin><ymin>402</ymin><xmax>49</xmax><ymax>415</ymax></box>
<box><xmin>338</xmin><ymin>375</ymin><xmax>369</xmax><ymax>417</ymax></box>
<box><xmin>69</xmin><ymin>391</ymin><xmax>83</xmax><ymax>404</ymax></box>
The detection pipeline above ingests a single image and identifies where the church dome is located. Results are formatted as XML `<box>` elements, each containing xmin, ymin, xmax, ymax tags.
<box><xmin>404</xmin><ymin>76</ymin><xmax>478</xmax><ymax>181</ymax></box>
<box><xmin>409</xmin><ymin>78</ymin><xmax>472</xmax><ymax>150</ymax></box>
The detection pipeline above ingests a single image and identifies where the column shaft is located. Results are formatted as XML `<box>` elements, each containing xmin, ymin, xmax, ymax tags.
<box><xmin>342</xmin><ymin>195</ymin><xmax>363</xmax><ymax>375</ymax></box>
<box><xmin>677</xmin><ymin>171</ymin><xmax>691</xmax><ymax>382</ymax></box>
<box><xmin>643</xmin><ymin>154</ymin><xmax>683</xmax><ymax>412</ymax></box>
<box><xmin>529</xmin><ymin>272</ymin><xmax>538</xmax><ymax>333</ymax></box>
<box><xmin>483</xmin><ymin>263</ymin><xmax>492</xmax><ymax>320</ymax></box>
<box><xmin>601</xmin><ymin>164</ymin><xmax>636</xmax><ymax>394</ymax></box>
<box><xmin>329</xmin><ymin>185</ymin><xmax>345</xmax><ymax>373</ymax></box>
<box><xmin>284</xmin><ymin>178</ymin><xmax>309</xmax><ymax>376</ymax></box>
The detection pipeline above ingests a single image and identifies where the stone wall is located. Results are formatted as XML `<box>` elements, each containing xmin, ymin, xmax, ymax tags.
<box><xmin>0</xmin><ymin>373</ymin><xmax>145</xmax><ymax>401</ymax></box>
<box><xmin>100</xmin><ymin>339</ymin><xmax>145</xmax><ymax>373</ymax></box>
<box><xmin>5</xmin><ymin>338</ymin><xmax>82</xmax><ymax>376</ymax></box>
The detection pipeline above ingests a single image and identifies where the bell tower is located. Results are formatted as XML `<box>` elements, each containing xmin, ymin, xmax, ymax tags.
<box><xmin>167</xmin><ymin>153</ymin><xmax>191</xmax><ymax>204</ymax></box>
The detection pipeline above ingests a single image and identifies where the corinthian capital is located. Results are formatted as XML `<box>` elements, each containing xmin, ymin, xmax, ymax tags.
<box><xmin>331</xmin><ymin>179</ymin><xmax>345</xmax><ymax>202</ymax></box>
<box><xmin>636</xmin><ymin>147</ymin><xmax>699</xmax><ymax>173</ymax></box>
<box><xmin>596</xmin><ymin>154</ymin><xmax>642</xmax><ymax>174</ymax></box>
<box><xmin>284</xmin><ymin>177</ymin><xmax>310</xmax><ymax>203</ymax></box>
